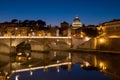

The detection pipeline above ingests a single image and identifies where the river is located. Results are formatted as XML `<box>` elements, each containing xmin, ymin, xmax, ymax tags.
<box><xmin>3</xmin><ymin>50</ymin><xmax>118</xmax><ymax>80</ymax></box>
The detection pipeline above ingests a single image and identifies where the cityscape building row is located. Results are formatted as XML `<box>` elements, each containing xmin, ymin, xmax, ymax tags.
<box><xmin>0</xmin><ymin>16</ymin><xmax>82</xmax><ymax>37</ymax></box>
<box><xmin>0</xmin><ymin>16</ymin><xmax>120</xmax><ymax>38</ymax></box>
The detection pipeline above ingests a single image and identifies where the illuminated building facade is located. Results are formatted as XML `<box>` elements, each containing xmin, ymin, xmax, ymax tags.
<box><xmin>71</xmin><ymin>16</ymin><xmax>83</xmax><ymax>37</ymax></box>
<box><xmin>72</xmin><ymin>16</ymin><xmax>82</xmax><ymax>29</ymax></box>
<box><xmin>5</xmin><ymin>27</ymin><xmax>30</xmax><ymax>36</ymax></box>
<box><xmin>96</xmin><ymin>19</ymin><xmax>120</xmax><ymax>51</ymax></box>
<box><xmin>98</xmin><ymin>19</ymin><xmax>120</xmax><ymax>38</ymax></box>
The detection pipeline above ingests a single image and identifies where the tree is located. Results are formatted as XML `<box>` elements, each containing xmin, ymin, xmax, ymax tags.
<box><xmin>37</xmin><ymin>20</ymin><xmax>46</xmax><ymax>30</ymax></box>
<box><xmin>11</xmin><ymin>19</ymin><xmax>18</xmax><ymax>23</ymax></box>
<box><xmin>82</xmin><ymin>25</ymin><xmax>99</xmax><ymax>37</ymax></box>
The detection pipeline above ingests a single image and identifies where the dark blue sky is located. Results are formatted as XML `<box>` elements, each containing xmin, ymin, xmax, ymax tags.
<box><xmin>0</xmin><ymin>0</ymin><xmax>120</xmax><ymax>26</ymax></box>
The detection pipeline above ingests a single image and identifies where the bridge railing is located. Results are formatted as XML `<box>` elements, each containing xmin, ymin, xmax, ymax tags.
<box><xmin>0</xmin><ymin>36</ymin><xmax>72</xmax><ymax>39</ymax></box>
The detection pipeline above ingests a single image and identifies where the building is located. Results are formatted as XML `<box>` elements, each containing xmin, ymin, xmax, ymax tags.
<box><xmin>72</xmin><ymin>16</ymin><xmax>82</xmax><ymax>29</ymax></box>
<box><xmin>96</xmin><ymin>19</ymin><xmax>120</xmax><ymax>51</ymax></box>
<box><xmin>71</xmin><ymin>16</ymin><xmax>83</xmax><ymax>37</ymax></box>
<box><xmin>60</xmin><ymin>21</ymin><xmax>69</xmax><ymax>36</ymax></box>
<box><xmin>98</xmin><ymin>19</ymin><xmax>120</xmax><ymax>38</ymax></box>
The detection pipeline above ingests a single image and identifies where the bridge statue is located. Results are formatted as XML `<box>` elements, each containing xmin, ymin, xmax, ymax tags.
<box><xmin>68</xmin><ymin>28</ymin><xmax>71</xmax><ymax>37</ymax></box>
<box><xmin>56</xmin><ymin>29</ymin><xmax>59</xmax><ymax>37</ymax></box>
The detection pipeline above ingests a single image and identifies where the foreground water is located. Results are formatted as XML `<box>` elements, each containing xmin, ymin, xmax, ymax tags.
<box><xmin>4</xmin><ymin>50</ymin><xmax>118</xmax><ymax>80</ymax></box>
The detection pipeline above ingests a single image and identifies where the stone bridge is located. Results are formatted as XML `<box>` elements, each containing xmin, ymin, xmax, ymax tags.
<box><xmin>0</xmin><ymin>36</ymin><xmax>72</xmax><ymax>53</ymax></box>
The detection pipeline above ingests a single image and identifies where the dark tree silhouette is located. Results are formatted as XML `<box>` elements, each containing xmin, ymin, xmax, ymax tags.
<box><xmin>22</xmin><ymin>20</ymin><xmax>30</xmax><ymax>27</ymax></box>
<box><xmin>82</xmin><ymin>25</ymin><xmax>99</xmax><ymax>37</ymax></box>
<box><xmin>37</xmin><ymin>20</ymin><xmax>46</xmax><ymax>30</ymax></box>
<box><xmin>11</xmin><ymin>19</ymin><xmax>18</xmax><ymax>23</ymax></box>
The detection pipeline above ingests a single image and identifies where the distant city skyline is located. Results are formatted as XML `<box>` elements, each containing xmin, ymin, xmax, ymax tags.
<box><xmin>0</xmin><ymin>0</ymin><xmax>120</xmax><ymax>26</ymax></box>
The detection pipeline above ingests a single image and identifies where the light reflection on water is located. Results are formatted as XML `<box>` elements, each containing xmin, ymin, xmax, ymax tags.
<box><xmin>0</xmin><ymin>50</ymin><xmax>120</xmax><ymax>80</ymax></box>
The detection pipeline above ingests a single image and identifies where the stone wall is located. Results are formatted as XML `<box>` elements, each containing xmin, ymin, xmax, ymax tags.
<box><xmin>96</xmin><ymin>38</ymin><xmax>120</xmax><ymax>51</ymax></box>
<box><xmin>72</xmin><ymin>38</ymin><xmax>96</xmax><ymax>49</ymax></box>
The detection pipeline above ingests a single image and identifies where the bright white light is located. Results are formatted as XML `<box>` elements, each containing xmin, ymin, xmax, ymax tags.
<box><xmin>15</xmin><ymin>75</ymin><xmax>19</xmax><ymax>80</ymax></box>
<box><xmin>84</xmin><ymin>61</ymin><xmax>90</xmax><ymax>67</ymax></box>
<box><xmin>85</xmin><ymin>37</ymin><xmax>90</xmax><ymax>41</ymax></box>
<box><xmin>29</xmin><ymin>65</ymin><xmax>32</xmax><ymax>67</ymax></box>
<box><xmin>17</xmin><ymin>52</ymin><xmax>22</xmax><ymax>56</ymax></box>
<box><xmin>57</xmin><ymin>60</ymin><xmax>59</xmax><ymax>63</ymax></box>
<box><xmin>15</xmin><ymin>27</ymin><xmax>18</xmax><ymax>30</ymax></box>
<box><xmin>30</xmin><ymin>71</ymin><xmax>33</xmax><ymax>76</ymax></box>
<box><xmin>57</xmin><ymin>67</ymin><xmax>60</xmax><ymax>72</ymax></box>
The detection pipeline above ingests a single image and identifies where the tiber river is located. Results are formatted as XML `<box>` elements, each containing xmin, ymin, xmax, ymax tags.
<box><xmin>4</xmin><ymin>50</ymin><xmax>119</xmax><ymax>80</ymax></box>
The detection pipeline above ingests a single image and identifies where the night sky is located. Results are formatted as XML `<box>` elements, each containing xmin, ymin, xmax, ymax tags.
<box><xmin>0</xmin><ymin>0</ymin><xmax>120</xmax><ymax>26</ymax></box>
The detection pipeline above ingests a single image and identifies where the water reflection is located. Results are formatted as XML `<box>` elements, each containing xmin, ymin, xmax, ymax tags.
<box><xmin>0</xmin><ymin>49</ymin><xmax>120</xmax><ymax>80</ymax></box>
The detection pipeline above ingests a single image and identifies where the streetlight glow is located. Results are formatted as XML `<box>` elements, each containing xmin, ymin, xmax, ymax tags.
<box><xmin>99</xmin><ymin>38</ymin><xmax>105</xmax><ymax>44</ymax></box>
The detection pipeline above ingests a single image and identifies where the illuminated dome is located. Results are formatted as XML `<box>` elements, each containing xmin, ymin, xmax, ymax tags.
<box><xmin>72</xmin><ymin>16</ymin><xmax>82</xmax><ymax>29</ymax></box>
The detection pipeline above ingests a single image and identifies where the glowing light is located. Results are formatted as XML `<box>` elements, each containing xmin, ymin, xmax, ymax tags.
<box><xmin>80</xmin><ymin>34</ymin><xmax>84</xmax><ymax>38</ymax></box>
<box><xmin>81</xmin><ymin>64</ymin><xmax>84</xmax><ymax>67</ymax></box>
<box><xmin>68</xmin><ymin>42</ymin><xmax>71</xmax><ymax>46</ymax></box>
<box><xmin>18</xmin><ymin>62</ymin><xmax>21</xmax><ymax>65</ymax></box>
<box><xmin>28</xmin><ymin>39</ymin><xmax>31</xmax><ymax>42</ymax></box>
<box><xmin>15</xmin><ymin>75</ymin><xmax>19</xmax><ymax>80</ymax></box>
<box><xmin>57</xmin><ymin>60</ymin><xmax>59</xmax><ymax>63</ymax></box>
<box><xmin>99</xmin><ymin>62</ymin><xmax>103</xmax><ymax>68</ymax></box>
<box><xmin>54</xmin><ymin>51</ymin><xmax>56</xmax><ymax>56</ymax></box>
<box><xmin>84</xmin><ymin>62</ymin><xmax>90</xmax><ymax>67</ymax></box>
<box><xmin>99</xmin><ymin>38</ymin><xmax>105</xmax><ymax>43</ymax></box>
<box><xmin>18</xmin><ymin>57</ymin><xmax>22</xmax><ymax>60</ymax></box>
<box><xmin>57</xmin><ymin>69</ymin><xmax>60</xmax><ymax>72</ymax></box>
<box><xmin>57</xmin><ymin>39</ymin><xmax>59</xmax><ymax>42</ymax></box>
<box><xmin>17</xmin><ymin>52</ymin><xmax>22</xmax><ymax>56</ymax></box>
<box><xmin>30</xmin><ymin>71</ymin><xmax>33</xmax><ymax>76</ymax></box>
<box><xmin>15</xmin><ymin>27</ymin><xmax>18</xmax><ymax>30</ymax></box>
<box><xmin>99</xmin><ymin>62</ymin><xmax>107</xmax><ymax>70</ymax></box>
<box><xmin>109</xmin><ymin>35</ymin><xmax>119</xmax><ymax>38</ymax></box>
<box><xmin>85</xmin><ymin>37</ymin><xmax>90</xmax><ymax>41</ymax></box>
<box><xmin>29</xmin><ymin>65</ymin><xmax>32</xmax><ymax>67</ymax></box>
<box><xmin>57</xmin><ymin>67</ymin><xmax>60</xmax><ymax>72</ymax></box>
<box><xmin>28</xmin><ymin>57</ymin><xmax>31</xmax><ymax>60</ymax></box>
<box><xmin>32</xmin><ymin>32</ymin><xmax>35</xmax><ymax>36</ymax></box>
<box><xmin>68</xmin><ymin>53</ymin><xmax>71</xmax><ymax>59</ymax></box>
<box><xmin>7</xmin><ymin>76</ymin><xmax>10</xmax><ymax>80</ymax></box>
